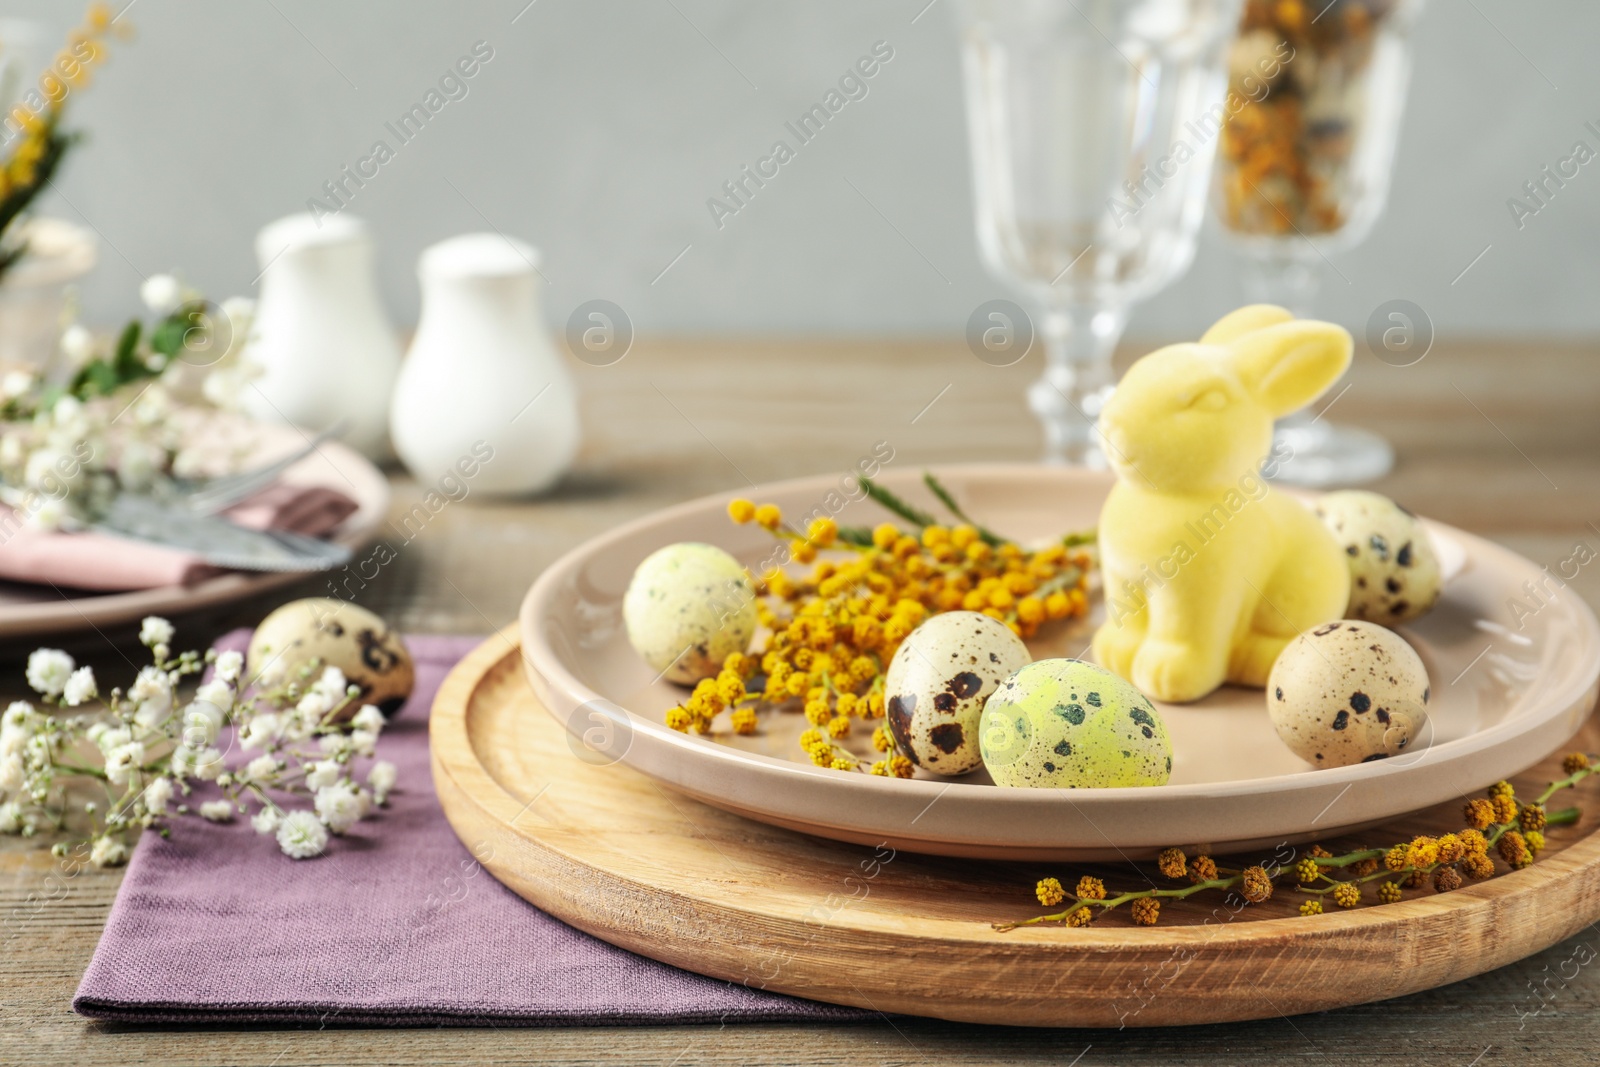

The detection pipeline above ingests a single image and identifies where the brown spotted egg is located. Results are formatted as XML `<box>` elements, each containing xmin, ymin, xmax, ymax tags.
<box><xmin>884</xmin><ymin>611</ymin><xmax>1030</xmax><ymax>775</ymax></box>
<box><xmin>1267</xmin><ymin>620</ymin><xmax>1431</xmax><ymax>769</ymax></box>
<box><xmin>247</xmin><ymin>598</ymin><xmax>414</xmax><ymax>719</ymax></box>
<box><xmin>1314</xmin><ymin>490</ymin><xmax>1442</xmax><ymax>624</ymax></box>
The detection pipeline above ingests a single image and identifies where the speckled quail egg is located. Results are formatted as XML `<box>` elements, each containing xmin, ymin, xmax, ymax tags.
<box><xmin>1267</xmin><ymin>619</ymin><xmax>1431</xmax><ymax>769</ymax></box>
<box><xmin>883</xmin><ymin>611</ymin><xmax>1031</xmax><ymax>775</ymax></box>
<box><xmin>979</xmin><ymin>659</ymin><xmax>1172</xmax><ymax>788</ymax></box>
<box><xmin>247</xmin><ymin>598</ymin><xmax>414</xmax><ymax>718</ymax></box>
<box><xmin>1314</xmin><ymin>490</ymin><xmax>1442</xmax><ymax>625</ymax></box>
<box><xmin>623</xmin><ymin>542</ymin><xmax>757</xmax><ymax>685</ymax></box>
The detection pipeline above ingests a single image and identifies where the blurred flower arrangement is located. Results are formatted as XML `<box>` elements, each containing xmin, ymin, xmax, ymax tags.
<box><xmin>1000</xmin><ymin>767</ymin><xmax>1589</xmax><ymax>929</ymax></box>
<box><xmin>0</xmin><ymin>277</ymin><xmax>259</xmax><ymax>531</ymax></box>
<box><xmin>666</xmin><ymin>473</ymin><xmax>1095</xmax><ymax>775</ymax></box>
<box><xmin>0</xmin><ymin>2</ymin><xmax>126</xmax><ymax>280</ymax></box>
<box><xmin>1</xmin><ymin>617</ymin><xmax>396</xmax><ymax>866</ymax></box>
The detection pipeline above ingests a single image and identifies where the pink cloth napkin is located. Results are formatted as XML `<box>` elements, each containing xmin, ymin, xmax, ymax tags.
<box><xmin>0</xmin><ymin>483</ymin><xmax>357</xmax><ymax>592</ymax></box>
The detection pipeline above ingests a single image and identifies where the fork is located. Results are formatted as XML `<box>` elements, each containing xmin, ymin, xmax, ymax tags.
<box><xmin>182</xmin><ymin>421</ymin><xmax>347</xmax><ymax>515</ymax></box>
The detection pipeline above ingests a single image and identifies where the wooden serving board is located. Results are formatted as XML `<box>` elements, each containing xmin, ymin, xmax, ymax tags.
<box><xmin>431</xmin><ymin>627</ymin><xmax>1600</xmax><ymax>1028</ymax></box>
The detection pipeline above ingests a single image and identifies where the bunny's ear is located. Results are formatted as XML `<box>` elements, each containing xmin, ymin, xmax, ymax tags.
<box><xmin>1200</xmin><ymin>304</ymin><xmax>1294</xmax><ymax>345</ymax></box>
<box><xmin>1227</xmin><ymin>320</ymin><xmax>1353</xmax><ymax>416</ymax></box>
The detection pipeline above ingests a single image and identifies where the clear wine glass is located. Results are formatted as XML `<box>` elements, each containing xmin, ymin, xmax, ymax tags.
<box><xmin>1213</xmin><ymin>0</ymin><xmax>1428</xmax><ymax>486</ymax></box>
<box><xmin>956</xmin><ymin>0</ymin><xmax>1245</xmax><ymax>465</ymax></box>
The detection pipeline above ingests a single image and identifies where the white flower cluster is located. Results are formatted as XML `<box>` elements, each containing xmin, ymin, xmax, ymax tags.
<box><xmin>1</xmin><ymin>616</ymin><xmax>398</xmax><ymax>866</ymax></box>
<box><xmin>0</xmin><ymin>279</ymin><xmax>260</xmax><ymax>531</ymax></box>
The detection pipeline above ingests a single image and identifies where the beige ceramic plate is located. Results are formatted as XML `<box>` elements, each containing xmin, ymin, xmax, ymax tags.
<box><xmin>0</xmin><ymin>421</ymin><xmax>389</xmax><ymax>642</ymax></box>
<box><xmin>519</xmin><ymin>465</ymin><xmax>1600</xmax><ymax>861</ymax></box>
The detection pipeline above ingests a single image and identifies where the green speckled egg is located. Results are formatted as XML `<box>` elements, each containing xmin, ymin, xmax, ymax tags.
<box><xmin>623</xmin><ymin>542</ymin><xmax>757</xmax><ymax>685</ymax></box>
<box><xmin>979</xmin><ymin>659</ymin><xmax>1172</xmax><ymax>788</ymax></box>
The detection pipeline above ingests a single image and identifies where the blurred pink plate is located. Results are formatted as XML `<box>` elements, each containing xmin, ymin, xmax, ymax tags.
<box><xmin>519</xmin><ymin>465</ymin><xmax>1600</xmax><ymax>861</ymax></box>
<box><xmin>0</xmin><ymin>422</ymin><xmax>388</xmax><ymax>642</ymax></box>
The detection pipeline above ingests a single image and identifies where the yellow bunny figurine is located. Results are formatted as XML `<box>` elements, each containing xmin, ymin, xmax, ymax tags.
<box><xmin>1092</xmin><ymin>305</ymin><xmax>1353</xmax><ymax>703</ymax></box>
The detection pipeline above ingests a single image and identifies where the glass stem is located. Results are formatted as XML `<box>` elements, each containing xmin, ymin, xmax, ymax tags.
<box><xmin>1027</xmin><ymin>303</ymin><xmax>1126</xmax><ymax>466</ymax></box>
<box><xmin>1238</xmin><ymin>251</ymin><xmax>1323</xmax><ymax>320</ymax></box>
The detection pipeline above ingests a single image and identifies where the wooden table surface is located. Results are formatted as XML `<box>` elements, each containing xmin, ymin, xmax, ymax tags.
<box><xmin>2</xmin><ymin>337</ymin><xmax>1598</xmax><ymax>1066</ymax></box>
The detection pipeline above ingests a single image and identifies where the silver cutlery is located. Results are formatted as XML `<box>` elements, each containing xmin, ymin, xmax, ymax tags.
<box><xmin>94</xmin><ymin>493</ymin><xmax>351</xmax><ymax>572</ymax></box>
<box><xmin>181</xmin><ymin>421</ymin><xmax>347</xmax><ymax>516</ymax></box>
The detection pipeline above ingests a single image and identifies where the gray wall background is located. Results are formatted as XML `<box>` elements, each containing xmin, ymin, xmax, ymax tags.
<box><xmin>9</xmin><ymin>0</ymin><xmax>1598</xmax><ymax>340</ymax></box>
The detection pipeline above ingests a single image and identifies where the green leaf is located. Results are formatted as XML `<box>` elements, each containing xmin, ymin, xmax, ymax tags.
<box><xmin>111</xmin><ymin>320</ymin><xmax>141</xmax><ymax>378</ymax></box>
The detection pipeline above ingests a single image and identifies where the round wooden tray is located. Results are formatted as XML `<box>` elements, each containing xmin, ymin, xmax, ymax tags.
<box><xmin>431</xmin><ymin>626</ymin><xmax>1600</xmax><ymax>1028</ymax></box>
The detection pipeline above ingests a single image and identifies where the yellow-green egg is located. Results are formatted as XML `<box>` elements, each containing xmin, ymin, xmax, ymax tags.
<box><xmin>623</xmin><ymin>542</ymin><xmax>757</xmax><ymax>685</ymax></box>
<box><xmin>979</xmin><ymin>659</ymin><xmax>1172</xmax><ymax>788</ymax></box>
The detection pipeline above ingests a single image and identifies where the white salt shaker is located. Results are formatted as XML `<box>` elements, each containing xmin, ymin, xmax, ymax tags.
<box><xmin>243</xmin><ymin>213</ymin><xmax>402</xmax><ymax>461</ymax></box>
<box><xmin>390</xmin><ymin>233</ymin><xmax>578</xmax><ymax>495</ymax></box>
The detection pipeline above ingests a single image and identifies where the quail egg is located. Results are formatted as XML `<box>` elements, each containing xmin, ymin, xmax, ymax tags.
<box><xmin>1267</xmin><ymin>619</ymin><xmax>1431</xmax><ymax>769</ymax></box>
<box><xmin>979</xmin><ymin>659</ymin><xmax>1172</xmax><ymax>788</ymax></box>
<box><xmin>883</xmin><ymin>611</ymin><xmax>1030</xmax><ymax>775</ymax></box>
<box><xmin>623</xmin><ymin>542</ymin><xmax>757</xmax><ymax>685</ymax></box>
<box><xmin>247</xmin><ymin>598</ymin><xmax>414</xmax><ymax>718</ymax></box>
<box><xmin>1314</xmin><ymin>490</ymin><xmax>1442</xmax><ymax>624</ymax></box>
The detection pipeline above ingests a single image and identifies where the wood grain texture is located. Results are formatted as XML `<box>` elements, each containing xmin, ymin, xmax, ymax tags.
<box><xmin>2</xmin><ymin>338</ymin><xmax>1599</xmax><ymax>1063</ymax></box>
<box><xmin>432</xmin><ymin>625</ymin><xmax>1600</xmax><ymax>1028</ymax></box>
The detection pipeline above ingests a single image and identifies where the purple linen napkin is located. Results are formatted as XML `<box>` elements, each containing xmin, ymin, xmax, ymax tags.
<box><xmin>74</xmin><ymin>633</ymin><xmax>869</xmax><ymax>1027</ymax></box>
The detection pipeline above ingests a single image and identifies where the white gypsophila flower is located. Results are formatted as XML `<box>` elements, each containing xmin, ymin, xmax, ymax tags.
<box><xmin>90</xmin><ymin>836</ymin><xmax>129</xmax><ymax>868</ymax></box>
<box><xmin>238</xmin><ymin>712</ymin><xmax>281</xmax><ymax>752</ymax></box>
<box><xmin>367</xmin><ymin>759</ymin><xmax>396</xmax><ymax>804</ymax></box>
<box><xmin>117</xmin><ymin>439</ymin><xmax>161</xmax><ymax>493</ymax></box>
<box><xmin>26</xmin><ymin>649</ymin><xmax>74</xmax><ymax>696</ymax></box>
<box><xmin>278</xmin><ymin>710</ymin><xmax>312</xmax><ymax>743</ymax></box>
<box><xmin>139</xmin><ymin>616</ymin><xmax>175</xmax><ymax>650</ymax></box>
<box><xmin>351</xmin><ymin>704</ymin><xmax>384</xmax><ymax>733</ymax></box>
<box><xmin>199</xmin><ymin>800</ymin><xmax>234</xmax><ymax>822</ymax></box>
<box><xmin>139</xmin><ymin>273</ymin><xmax>182</xmax><ymax>314</ymax></box>
<box><xmin>0</xmin><ymin>369</ymin><xmax>33</xmax><ymax>398</ymax></box>
<box><xmin>59</xmin><ymin>324</ymin><xmax>93</xmax><ymax>365</ymax></box>
<box><xmin>143</xmin><ymin>777</ymin><xmax>173</xmax><ymax>816</ymax></box>
<box><xmin>134</xmin><ymin>694</ymin><xmax>174</xmax><ymax>730</ymax></box>
<box><xmin>168</xmin><ymin>744</ymin><xmax>197</xmax><ymax>778</ymax></box>
<box><xmin>191</xmin><ymin>746</ymin><xmax>224</xmax><ymax>781</ymax></box>
<box><xmin>0</xmin><ymin>754</ymin><xmax>23</xmax><ymax>792</ymax></box>
<box><xmin>24</xmin><ymin>731</ymin><xmax>53</xmax><ymax>765</ymax></box>
<box><xmin>2</xmin><ymin>701</ymin><xmax>33</xmax><ymax>728</ymax></box>
<box><xmin>244</xmin><ymin>754</ymin><xmax>277</xmax><ymax>779</ymax></box>
<box><xmin>251</xmin><ymin>806</ymin><xmax>280</xmax><ymax>835</ymax></box>
<box><xmin>24</xmin><ymin>494</ymin><xmax>66</xmax><ymax>532</ymax></box>
<box><xmin>305</xmin><ymin>760</ymin><xmax>341</xmax><ymax>791</ymax></box>
<box><xmin>62</xmin><ymin>666</ymin><xmax>97</xmax><ymax>707</ymax></box>
<box><xmin>180</xmin><ymin>702</ymin><xmax>224</xmax><ymax>748</ymax></box>
<box><xmin>96</xmin><ymin>726</ymin><xmax>132</xmax><ymax>754</ymax></box>
<box><xmin>314</xmin><ymin>783</ymin><xmax>364</xmax><ymax>835</ymax></box>
<box><xmin>129</xmin><ymin>664</ymin><xmax>170</xmax><ymax>703</ymax></box>
<box><xmin>276</xmin><ymin>810</ymin><xmax>328</xmax><ymax>859</ymax></box>
<box><xmin>310</xmin><ymin>667</ymin><xmax>349</xmax><ymax>711</ymax></box>
<box><xmin>23</xmin><ymin>448</ymin><xmax>65</xmax><ymax>491</ymax></box>
<box><xmin>296</xmin><ymin>690</ymin><xmax>333</xmax><ymax>722</ymax></box>
<box><xmin>195</xmin><ymin>678</ymin><xmax>234</xmax><ymax>715</ymax></box>
<box><xmin>349</xmin><ymin>729</ymin><xmax>376</xmax><ymax>758</ymax></box>
<box><xmin>0</xmin><ymin>432</ymin><xmax>23</xmax><ymax>469</ymax></box>
<box><xmin>0</xmin><ymin>799</ymin><xmax>23</xmax><ymax>833</ymax></box>
<box><xmin>104</xmin><ymin>742</ymin><xmax>146</xmax><ymax>786</ymax></box>
<box><xmin>0</xmin><ymin>703</ymin><xmax>36</xmax><ymax>758</ymax></box>
<box><xmin>213</xmin><ymin>649</ymin><xmax>244</xmax><ymax>684</ymax></box>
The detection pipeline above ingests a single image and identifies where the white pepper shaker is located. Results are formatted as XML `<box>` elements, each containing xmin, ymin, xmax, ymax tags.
<box><xmin>243</xmin><ymin>213</ymin><xmax>402</xmax><ymax>461</ymax></box>
<box><xmin>390</xmin><ymin>233</ymin><xmax>578</xmax><ymax>495</ymax></box>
